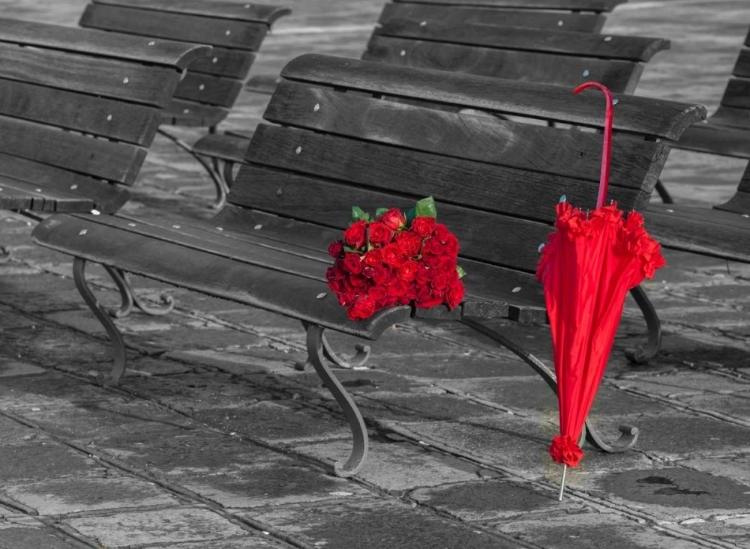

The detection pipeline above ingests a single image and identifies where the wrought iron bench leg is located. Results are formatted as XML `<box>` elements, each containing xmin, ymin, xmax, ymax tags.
<box><xmin>103</xmin><ymin>266</ymin><xmax>175</xmax><ymax>319</ymax></box>
<box><xmin>295</xmin><ymin>320</ymin><xmax>371</xmax><ymax>371</ymax></box>
<box><xmin>654</xmin><ymin>179</ymin><xmax>674</xmax><ymax>204</ymax></box>
<box><xmin>304</xmin><ymin>322</ymin><xmax>368</xmax><ymax>477</ymax></box>
<box><xmin>459</xmin><ymin>317</ymin><xmax>639</xmax><ymax>453</ymax></box>
<box><xmin>73</xmin><ymin>258</ymin><xmax>127</xmax><ymax>385</ymax></box>
<box><xmin>624</xmin><ymin>285</ymin><xmax>662</xmax><ymax>364</ymax></box>
<box><xmin>157</xmin><ymin>127</ymin><xmax>228</xmax><ymax>209</ymax></box>
<box><xmin>0</xmin><ymin>245</ymin><xmax>12</xmax><ymax>263</ymax></box>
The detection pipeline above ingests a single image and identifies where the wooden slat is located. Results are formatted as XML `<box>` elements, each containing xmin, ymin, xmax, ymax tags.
<box><xmin>0</xmin><ymin>79</ymin><xmax>161</xmax><ymax>146</ymax></box>
<box><xmin>230</xmin><ymin>166</ymin><xmax>551</xmax><ymax>272</ymax></box>
<box><xmin>261</xmin><ymin>88</ymin><xmax>667</xmax><ymax>189</ymax></box>
<box><xmin>92</xmin><ymin>0</ymin><xmax>292</xmax><ymax>24</ymax></box>
<box><xmin>0</xmin><ymin>17</ymin><xmax>210</xmax><ymax>70</ymax></box>
<box><xmin>279</xmin><ymin>54</ymin><xmax>707</xmax><ymax>141</ymax></box>
<box><xmin>392</xmin><ymin>0</ymin><xmax>627</xmax><ymax>11</ymax></box>
<box><xmin>708</xmin><ymin>106</ymin><xmax>750</xmax><ymax>130</ymax></box>
<box><xmin>173</xmin><ymin>73</ymin><xmax>244</xmax><ymax>108</ymax></box>
<box><xmin>0</xmin><ymin>116</ymin><xmax>147</xmax><ymax>186</ymax></box>
<box><xmin>187</xmin><ymin>47</ymin><xmax>256</xmax><ymax>79</ymax></box>
<box><xmin>731</xmin><ymin>49</ymin><xmax>750</xmax><ymax>78</ymax></box>
<box><xmin>0</xmin><ymin>174</ymin><xmax>95</xmax><ymax>212</ymax></box>
<box><xmin>720</xmin><ymin>78</ymin><xmax>750</xmax><ymax>110</ymax></box>
<box><xmin>715</xmin><ymin>192</ymin><xmax>750</xmax><ymax>215</ymax></box>
<box><xmin>0</xmin><ymin>154</ymin><xmax>130</xmax><ymax>214</ymax></box>
<box><xmin>81</xmin><ymin>4</ymin><xmax>269</xmax><ymax>50</ymax></box>
<box><xmin>674</xmin><ymin>122</ymin><xmax>750</xmax><ymax>159</ymax></box>
<box><xmin>163</xmin><ymin>99</ymin><xmax>229</xmax><ymax>127</ymax></box>
<box><xmin>363</xmin><ymin>36</ymin><xmax>642</xmax><ymax>93</ymax></box>
<box><xmin>378</xmin><ymin>4</ymin><xmax>605</xmax><ymax>32</ymax></box>
<box><xmin>375</xmin><ymin>19</ymin><xmax>669</xmax><ymax>62</ymax></box>
<box><xmin>645</xmin><ymin>204</ymin><xmax>750</xmax><ymax>262</ymax></box>
<box><xmin>32</xmin><ymin>213</ymin><xmax>411</xmax><ymax>340</ymax></box>
<box><xmin>193</xmin><ymin>133</ymin><xmax>251</xmax><ymax>163</ymax></box>
<box><xmin>0</xmin><ymin>42</ymin><xmax>178</xmax><ymax>108</ymax></box>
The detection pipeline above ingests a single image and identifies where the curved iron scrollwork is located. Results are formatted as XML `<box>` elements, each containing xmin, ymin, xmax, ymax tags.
<box><xmin>103</xmin><ymin>266</ymin><xmax>174</xmax><ymax>319</ymax></box>
<box><xmin>625</xmin><ymin>285</ymin><xmax>662</xmax><ymax>364</ymax></box>
<box><xmin>73</xmin><ymin>258</ymin><xmax>127</xmax><ymax>385</ymax></box>
<box><xmin>295</xmin><ymin>321</ymin><xmax>371</xmax><ymax>371</ymax></box>
<box><xmin>459</xmin><ymin>317</ymin><xmax>639</xmax><ymax>453</ymax></box>
<box><xmin>303</xmin><ymin>322</ymin><xmax>368</xmax><ymax>477</ymax></box>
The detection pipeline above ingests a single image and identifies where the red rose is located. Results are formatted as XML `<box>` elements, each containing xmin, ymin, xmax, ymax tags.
<box><xmin>381</xmin><ymin>244</ymin><xmax>405</xmax><ymax>268</ymax></box>
<box><xmin>368</xmin><ymin>222</ymin><xmax>393</xmax><ymax>248</ymax></box>
<box><xmin>368</xmin><ymin>285</ymin><xmax>388</xmax><ymax>303</ymax></box>
<box><xmin>342</xmin><ymin>253</ymin><xmax>363</xmax><ymax>275</ymax></box>
<box><xmin>387</xmin><ymin>279</ymin><xmax>408</xmax><ymax>297</ymax></box>
<box><xmin>397</xmin><ymin>260</ymin><xmax>419</xmax><ymax>283</ymax></box>
<box><xmin>363</xmin><ymin>249</ymin><xmax>382</xmax><ymax>267</ymax></box>
<box><xmin>415</xmin><ymin>265</ymin><xmax>433</xmax><ymax>284</ymax></box>
<box><xmin>328</xmin><ymin>241</ymin><xmax>344</xmax><ymax>258</ymax></box>
<box><xmin>362</xmin><ymin>266</ymin><xmax>375</xmax><ymax>279</ymax></box>
<box><xmin>348</xmin><ymin>274</ymin><xmax>368</xmax><ymax>288</ymax></box>
<box><xmin>431</xmin><ymin>273</ymin><xmax>449</xmax><ymax>292</ymax></box>
<box><xmin>415</xmin><ymin>295</ymin><xmax>444</xmax><ymax>309</ymax></box>
<box><xmin>423</xmin><ymin>238</ymin><xmax>444</xmax><ymax>257</ymax></box>
<box><xmin>348</xmin><ymin>296</ymin><xmax>377</xmax><ymax>321</ymax></box>
<box><xmin>378</xmin><ymin>208</ymin><xmax>406</xmax><ymax>231</ymax></box>
<box><xmin>343</xmin><ymin>220</ymin><xmax>367</xmax><ymax>249</ymax></box>
<box><xmin>436</xmin><ymin>256</ymin><xmax>456</xmax><ymax>274</ymax></box>
<box><xmin>443</xmin><ymin>233</ymin><xmax>459</xmax><ymax>256</ymax></box>
<box><xmin>423</xmin><ymin>253</ymin><xmax>442</xmax><ymax>269</ymax></box>
<box><xmin>445</xmin><ymin>279</ymin><xmax>465</xmax><ymax>309</ymax></box>
<box><xmin>433</xmin><ymin>223</ymin><xmax>451</xmax><ymax>244</ymax></box>
<box><xmin>395</xmin><ymin>232</ymin><xmax>423</xmax><ymax>258</ymax></box>
<box><xmin>411</xmin><ymin>216</ymin><xmax>435</xmax><ymax>238</ymax></box>
<box><xmin>372</xmin><ymin>265</ymin><xmax>393</xmax><ymax>286</ymax></box>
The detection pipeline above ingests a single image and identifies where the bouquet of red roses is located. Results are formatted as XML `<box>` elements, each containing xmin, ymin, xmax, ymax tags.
<box><xmin>326</xmin><ymin>196</ymin><xmax>466</xmax><ymax>321</ymax></box>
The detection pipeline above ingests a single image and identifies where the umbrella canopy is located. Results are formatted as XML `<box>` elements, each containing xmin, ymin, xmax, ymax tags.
<box><xmin>535</xmin><ymin>82</ymin><xmax>666</xmax><ymax>492</ymax></box>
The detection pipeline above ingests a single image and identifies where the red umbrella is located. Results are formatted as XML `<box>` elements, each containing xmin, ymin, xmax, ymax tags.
<box><xmin>535</xmin><ymin>82</ymin><xmax>667</xmax><ymax>499</ymax></box>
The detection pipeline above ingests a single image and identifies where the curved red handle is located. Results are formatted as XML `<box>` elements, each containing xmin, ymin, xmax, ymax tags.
<box><xmin>573</xmin><ymin>82</ymin><xmax>614</xmax><ymax>208</ymax></box>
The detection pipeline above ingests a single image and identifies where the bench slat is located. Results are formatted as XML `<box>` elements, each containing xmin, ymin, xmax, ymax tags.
<box><xmin>364</xmin><ymin>36</ymin><xmax>641</xmax><ymax>93</ymax></box>
<box><xmin>81</xmin><ymin>4</ymin><xmax>269</xmax><ymax>51</ymax></box>
<box><xmin>645</xmin><ymin>204</ymin><xmax>750</xmax><ymax>263</ymax></box>
<box><xmin>0</xmin><ymin>79</ymin><xmax>161</xmax><ymax>146</ymax></box>
<box><xmin>92</xmin><ymin>0</ymin><xmax>292</xmax><ymax>24</ymax></box>
<box><xmin>163</xmin><ymin>100</ymin><xmax>230</xmax><ymax>127</ymax></box>
<box><xmin>392</xmin><ymin>0</ymin><xmax>626</xmax><ymax>11</ymax></box>
<box><xmin>33</xmin><ymin>213</ymin><xmax>411</xmax><ymax>340</ymax></box>
<box><xmin>0</xmin><ymin>117</ymin><xmax>147</xmax><ymax>186</ymax></box>
<box><xmin>731</xmin><ymin>49</ymin><xmax>750</xmax><ymax>78</ymax></box>
<box><xmin>193</xmin><ymin>133</ymin><xmax>251</xmax><ymax>163</ymax></box>
<box><xmin>708</xmin><ymin>106</ymin><xmax>750</xmax><ymax>130</ymax></box>
<box><xmin>187</xmin><ymin>47</ymin><xmax>256</xmax><ymax>79</ymax></box>
<box><xmin>280</xmin><ymin>54</ymin><xmax>706</xmax><ymax>141</ymax></box>
<box><xmin>0</xmin><ymin>17</ymin><xmax>209</xmax><ymax>70</ymax></box>
<box><xmin>262</xmin><ymin>83</ymin><xmax>667</xmax><ymax>189</ymax></box>
<box><xmin>0</xmin><ymin>175</ymin><xmax>95</xmax><ymax>212</ymax></box>
<box><xmin>0</xmin><ymin>154</ymin><xmax>130</xmax><ymax>214</ymax></box>
<box><xmin>0</xmin><ymin>42</ymin><xmax>178</xmax><ymax>109</ymax></box>
<box><xmin>720</xmin><ymin>79</ymin><xmax>750</xmax><ymax>110</ymax></box>
<box><xmin>230</xmin><ymin>167</ymin><xmax>550</xmax><ymax>273</ymax></box>
<box><xmin>378</xmin><ymin>4</ymin><xmax>605</xmax><ymax>32</ymax></box>
<box><xmin>672</xmin><ymin>122</ymin><xmax>750</xmax><ymax>159</ymax></box>
<box><xmin>375</xmin><ymin>20</ymin><xmax>669</xmax><ymax>62</ymax></box>
<box><xmin>174</xmin><ymin>73</ymin><xmax>244</xmax><ymax>108</ymax></box>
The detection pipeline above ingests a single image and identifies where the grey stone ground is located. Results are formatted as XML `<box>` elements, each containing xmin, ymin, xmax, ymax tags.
<box><xmin>0</xmin><ymin>0</ymin><xmax>749</xmax><ymax>547</ymax></box>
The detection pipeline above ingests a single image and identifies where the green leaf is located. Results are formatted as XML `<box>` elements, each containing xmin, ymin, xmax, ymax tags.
<box><xmin>456</xmin><ymin>265</ymin><xmax>467</xmax><ymax>279</ymax></box>
<box><xmin>352</xmin><ymin>206</ymin><xmax>370</xmax><ymax>222</ymax></box>
<box><xmin>415</xmin><ymin>196</ymin><xmax>437</xmax><ymax>218</ymax></box>
<box><xmin>344</xmin><ymin>245</ymin><xmax>364</xmax><ymax>254</ymax></box>
<box><xmin>405</xmin><ymin>207</ymin><xmax>416</xmax><ymax>226</ymax></box>
<box><xmin>375</xmin><ymin>207</ymin><xmax>389</xmax><ymax>218</ymax></box>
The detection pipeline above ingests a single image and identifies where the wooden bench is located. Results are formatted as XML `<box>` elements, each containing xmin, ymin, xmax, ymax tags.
<box><xmin>32</xmin><ymin>54</ymin><xmax>705</xmax><ymax>476</ymax></box>
<box><xmin>79</xmin><ymin>0</ymin><xmax>291</xmax><ymax>207</ymax></box>
<box><xmin>0</xmin><ymin>18</ymin><xmax>209</xmax><ymax>216</ymax></box>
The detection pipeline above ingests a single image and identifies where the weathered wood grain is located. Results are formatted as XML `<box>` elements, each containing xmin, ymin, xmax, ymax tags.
<box><xmin>92</xmin><ymin>0</ymin><xmax>291</xmax><ymax>24</ymax></box>
<box><xmin>674</xmin><ymin>123</ymin><xmax>750</xmax><ymax>159</ymax></box>
<box><xmin>392</xmin><ymin>0</ymin><xmax>626</xmax><ymax>11</ymax></box>
<box><xmin>174</xmin><ymin>73</ymin><xmax>244</xmax><ymax>108</ymax></box>
<box><xmin>188</xmin><ymin>48</ymin><xmax>256</xmax><ymax>79</ymax></box>
<box><xmin>163</xmin><ymin>100</ymin><xmax>229</xmax><ymax>127</ymax></box>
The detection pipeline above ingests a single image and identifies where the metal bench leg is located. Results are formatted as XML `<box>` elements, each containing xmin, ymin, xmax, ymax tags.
<box><xmin>624</xmin><ymin>285</ymin><xmax>662</xmax><ymax>364</ymax></box>
<box><xmin>0</xmin><ymin>245</ymin><xmax>12</xmax><ymax>263</ymax></box>
<box><xmin>157</xmin><ymin>127</ymin><xmax>228</xmax><ymax>210</ymax></box>
<box><xmin>304</xmin><ymin>322</ymin><xmax>368</xmax><ymax>477</ymax></box>
<box><xmin>295</xmin><ymin>320</ymin><xmax>371</xmax><ymax>371</ymax></box>
<box><xmin>73</xmin><ymin>258</ymin><xmax>127</xmax><ymax>385</ymax></box>
<box><xmin>459</xmin><ymin>317</ymin><xmax>639</xmax><ymax>453</ymax></box>
<box><xmin>654</xmin><ymin>179</ymin><xmax>674</xmax><ymax>204</ymax></box>
<box><xmin>103</xmin><ymin>266</ymin><xmax>175</xmax><ymax>319</ymax></box>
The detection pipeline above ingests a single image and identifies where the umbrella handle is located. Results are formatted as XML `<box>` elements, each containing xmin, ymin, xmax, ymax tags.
<box><xmin>573</xmin><ymin>82</ymin><xmax>614</xmax><ymax>208</ymax></box>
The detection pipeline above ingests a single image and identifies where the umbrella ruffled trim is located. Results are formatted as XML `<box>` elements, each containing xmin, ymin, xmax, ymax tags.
<box><xmin>549</xmin><ymin>435</ymin><xmax>583</xmax><ymax>467</ymax></box>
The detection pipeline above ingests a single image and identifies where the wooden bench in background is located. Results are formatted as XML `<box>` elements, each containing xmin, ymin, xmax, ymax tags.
<box><xmin>32</xmin><ymin>54</ymin><xmax>705</xmax><ymax>477</ymax></box>
<box><xmin>79</xmin><ymin>0</ymin><xmax>291</xmax><ymax>208</ymax></box>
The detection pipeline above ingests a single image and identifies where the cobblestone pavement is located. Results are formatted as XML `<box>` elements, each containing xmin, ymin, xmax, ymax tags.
<box><xmin>0</xmin><ymin>0</ymin><xmax>749</xmax><ymax>547</ymax></box>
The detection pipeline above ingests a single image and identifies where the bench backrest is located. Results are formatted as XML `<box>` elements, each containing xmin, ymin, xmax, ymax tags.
<box><xmin>365</xmin><ymin>19</ymin><xmax>668</xmax><ymax>94</ymax></box>
<box><xmin>0</xmin><ymin>18</ymin><xmax>209</xmax><ymax>212</ymax></box>
<box><xmin>80</xmin><ymin>0</ymin><xmax>291</xmax><ymax>126</ymax></box>
<box><xmin>380</xmin><ymin>0</ymin><xmax>628</xmax><ymax>33</ymax></box>
<box><xmin>223</xmin><ymin>54</ymin><xmax>705</xmax><ymax>275</ymax></box>
<box><xmin>708</xmin><ymin>27</ymin><xmax>750</xmax><ymax>130</ymax></box>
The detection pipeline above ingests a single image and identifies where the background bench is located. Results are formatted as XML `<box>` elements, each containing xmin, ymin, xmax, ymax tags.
<box><xmin>79</xmin><ymin>0</ymin><xmax>291</xmax><ymax>207</ymax></box>
<box><xmin>0</xmin><ymin>18</ymin><xmax>209</xmax><ymax>215</ymax></box>
<box><xmin>32</xmin><ymin>54</ymin><xmax>705</xmax><ymax>477</ymax></box>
